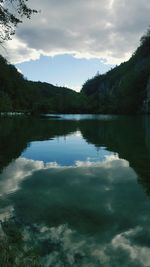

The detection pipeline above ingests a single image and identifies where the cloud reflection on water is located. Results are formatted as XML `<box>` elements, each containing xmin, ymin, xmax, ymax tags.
<box><xmin>0</xmin><ymin>155</ymin><xmax>150</xmax><ymax>266</ymax></box>
<box><xmin>0</xmin><ymin>154</ymin><xmax>131</xmax><ymax>197</ymax></box>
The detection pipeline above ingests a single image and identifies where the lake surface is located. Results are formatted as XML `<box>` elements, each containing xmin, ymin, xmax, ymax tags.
<box><xmin>0</xmin><ymin>115</ymin><xmax>150</xmax><ymax>266</ymax></box>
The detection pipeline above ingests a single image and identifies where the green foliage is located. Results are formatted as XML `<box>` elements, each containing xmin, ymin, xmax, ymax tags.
<box><xmin>0</xmin><ymin>0</ymin><xmax>37</xmax><ymax>43</ymax></box>
<box><xmin>134</xmin><ymin>28</ymin><xmax>150</xmax><ymax>59</ymax></box>
<box><xmin>0</xmin><ymin>91</ymin><xmax>12</xmax><ymax>111</ymax></box>
<box><xmin>1</xmin><ymin>28</ymin><xmax>150</xmax><ymax>115</ymax></box>
<box><xmin>0</xmin><ymin>55</ymin><xmax>88</xmax><ymax>114</ymax></box>
<box><xmin>82</xmin><ymin>28</ymin><xmax>150</xmax><ymax>114</ymax></box>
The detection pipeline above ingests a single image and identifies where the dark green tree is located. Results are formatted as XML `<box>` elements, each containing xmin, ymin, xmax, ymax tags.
<box><xmin>0</xmin><ymin>0</ymin><xmax>37</xmax><ymax>43</ymax></box>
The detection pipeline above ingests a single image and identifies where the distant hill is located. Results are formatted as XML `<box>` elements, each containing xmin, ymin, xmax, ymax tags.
<box><xmin>0</xmin><ymin>56</ymin><xmax>87</xmax><ymax>114</ymax></box>
<box><xmin>1</xmin><ymin>28</ymin><xmax>150</xmax><ymax>115</ymax></box>
<box><xmin>81</xmin><ymin>29</ymin><xmax>150</xmax><ymax>114</ymax></box>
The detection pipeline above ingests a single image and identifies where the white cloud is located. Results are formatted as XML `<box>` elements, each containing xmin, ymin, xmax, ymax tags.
<box><xmin>0</xmin><ymin>155</ymin><xmax>133</xmax><ymax>197</ymax></box>
<box><xmin>110</xmin><ymin>227</ymin><xmax>150</xmax><ymax>267</ymax></box>
<box><xmin>75</xmin><ymin>154</ymin><xmax>128</xmax><ymax>168</ymax></box>
<box><xmin>4</xmin><ymin>220</ymin><xmax>150</xmax><ymax>267</ymax></box>
<box><xmin>1</xmin><ymin>0</ymin><xmax>150</xmax><ymax>64</ymax></box>
<box><xmin>0</xmin><ymin>206</ymin><xmax>14</xmax><ymax>221</ymax></box>
<box><xmin>1</xmin><ymin>155</ymin><xmax>149</xmax><ymax>266</ymax></box>
<box><xmin>4</xmin><ymin>38</ymin><xmax>40</xmax><ymax>64</ymax></box>
<box><xmin>0</xmin><ymin>158</ymin><xmax>44</xmax><ymax>196</ymax></box>
<box><xmin>16</xmin><ymin>67</ymin><xmax>23</xmax><ymax>74</ymax></box>
<box><xmin>92</xmin><ymin>227</ymin><xmax>150</xmax><ymax>267</ymax></box>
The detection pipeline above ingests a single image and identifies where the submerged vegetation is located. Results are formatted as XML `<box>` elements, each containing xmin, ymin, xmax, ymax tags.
<box><xmin>1</xmin><ymin>3</ymin><xmax>150</xmax><ymax>267</ymax></box>
<box><xmin>0</xmin><ymin>218</ymin><xmax>92</xmax><ymax>267</ymax></box>
<box><xmin>0</xmin><ymin>116</ymin><xmax>150</xmax><ymax>266</ymax></box>
<box><xmin>0</xmin><ymin>219</ymin><xmax>43</xmax><ymax>267</ymax></box>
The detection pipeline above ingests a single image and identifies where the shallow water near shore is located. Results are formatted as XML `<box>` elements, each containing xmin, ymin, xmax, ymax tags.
<box><xmin>0</xmin><ymin>115</ymin><xmax>150</xmax><ymax>266</ymax></box>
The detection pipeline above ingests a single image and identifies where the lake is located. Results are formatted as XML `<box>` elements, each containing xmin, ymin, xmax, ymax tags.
<box><xmin>0</xmin><ymin>115</ymin><xmax>150</xmax><ymax>266</ymax></box>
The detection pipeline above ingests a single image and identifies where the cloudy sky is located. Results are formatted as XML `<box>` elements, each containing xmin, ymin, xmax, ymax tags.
<box><xmin>1</xmin><ymin>0</ymin><xmax>150</xmax><ymax>91</ymax></box>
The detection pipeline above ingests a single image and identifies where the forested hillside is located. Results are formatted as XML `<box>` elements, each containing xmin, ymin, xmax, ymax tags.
<box><xmin>1</xmin><ymin>29</ymin><xmax>150</xmax><ymax>115</ymax></box>
<box><xmin>82</xmin><ymin>29</ymin><xmax>150</xmax><ymax>114</ymax></box>
<box><xmin>0</xmin><ymin>56</ymin><xmax>87</xmax><ymax>114</ymax></box>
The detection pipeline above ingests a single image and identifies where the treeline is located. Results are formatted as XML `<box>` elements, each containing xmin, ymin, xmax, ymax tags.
<box><xmin>0</xmin><ymin>56</ymin><xmax>87</xmax><ymax>114</ymax></box>
<box><xmin>1</xmin><ymin>29</ymin><xmax>150</xmax><ymax>115</ymax></box>
<box><xmin>82</xmin><ymin>29</ymin><xmax>150</xmax><ymax>114</ymax></box>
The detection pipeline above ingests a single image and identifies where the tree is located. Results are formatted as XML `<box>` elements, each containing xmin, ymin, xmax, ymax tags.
<box><xmin>0</xmin><ymin>0</ymin><xmax>37</xmax><ymax>43</ymax></box>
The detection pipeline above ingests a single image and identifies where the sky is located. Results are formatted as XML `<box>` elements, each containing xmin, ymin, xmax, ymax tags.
<box><xmin>1</xmin><ymin>0</ymin><xmax>150</xmax><ymax>91</ymax></box>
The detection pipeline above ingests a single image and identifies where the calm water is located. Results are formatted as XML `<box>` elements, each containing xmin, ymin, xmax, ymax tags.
<box><xmin>0</xmin><ymin>115</ymin><xmax>150</xmax><ymax>266</ymax></box>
